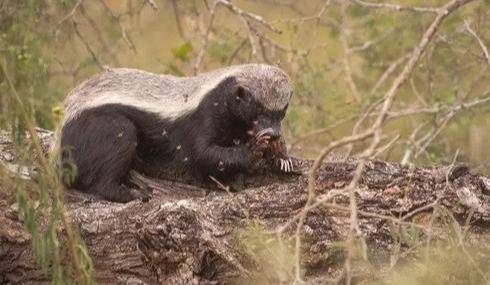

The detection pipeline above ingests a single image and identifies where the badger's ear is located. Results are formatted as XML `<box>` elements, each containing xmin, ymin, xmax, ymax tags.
<box><xmin>235</xmin><ymin>86</ymin><xmax>246</xmax><ymax>100</ymax></box>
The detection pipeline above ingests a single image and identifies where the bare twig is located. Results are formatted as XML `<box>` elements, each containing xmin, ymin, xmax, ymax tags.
<box><xmin>350</xmin><ymin>0</ymin><xmax>440</xmax><ymax>13</ymax></box>
<box><xmin>413</xmin><ymin>92</ymin><xmax>490</xmax><ymax>158</ymax></box>
<box><xmin>56</xmin><ymin>0</ymin><xmax>83</xmax><ymax>28</ymax></box>
<box><xmin>170</xmin><ymin>0</ymin><xmax>184</xmax><ymax>39</ymax></box>
<box><xmin>370</xmin><ymin>53</ymin><xmax>411</xmax><ymax>95</ymax></box>
<box><xmin>72</xmin><ymin>22</ymin><xmax>105</xmax><ymax>71</ymax></box>
<box><xmin>219</xmin><ymin>0</ymin><xmax>282</xmax><ymax>34</ymax></box>
<box><xmin>227</xmin><ymin>38</ymin><xmax>248</xmax><ymax>65</ymax></box>
<box><xmin>387</xmin><ymin>93</ymin><xmax>490</xmax><ymax>119</ymax></box>
<box><xmin>269</xmin><ymin>0</ymin><xmax>330</xmax><ymax>24</ymax></box>
<box><xmin>464</xmin><ymin>20</ymin><xmax>490</xmax><ymax>65</ymax></box>
<box><xmin>194</xmin><ymin>0</ymin><xmax>280</xmax><ymax>73</ymax></box>
<box><xmin>240</xmin><ymin>17</ymin><xmax>258</xmax><ymax>59</ymax></box>
<box><xmin>340</xmin><ymin>1</ymin><xmax>361</xmax><ymax>104</ymax></box>
<box><xmin>144</xmin><ymin>0</ymin><xmax>158</xmax><ymax>11</ymax></box>
<box><xmin>345</xmin><ymin>98</ymin><xmax>384</xmax><ymax>155</ymax></box>
<box><xmin>79</xmin><ymin>4</ymin><xmax>120</xmax><ymax>65</ymax></box>
<box><xmin>194</xmin><ymin>0</ymin><xmax>222</xmax><ymax>74</ymax></box>
<box><xmin>400</xmin><ymin>122</ymin><xmax>427</xmax><ymax>165</ymax></box>
<box><xmin>370</xmin><ymin>134</ymin><xmax>400</xmax><ymax>158</ymax></box>
<box><xmin>99</xmin><ymin>0</ymin><xmax>137</xmax><ymax>52</ymax></box>
<box><xmin>348</xmin><ymin>29</ymin><xmax>394</xmax><ymax>53</ymax></box>
<box><xmin>290</xmin><ymin>115</ymin><xmax>356</xmax><ymax>148</ymax></box>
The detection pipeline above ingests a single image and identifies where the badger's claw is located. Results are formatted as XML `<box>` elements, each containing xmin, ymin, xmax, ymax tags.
<box><xmin>277</xmin><ymin>157</ymin><xmax>294</xmax><ymax>173</ymax></box>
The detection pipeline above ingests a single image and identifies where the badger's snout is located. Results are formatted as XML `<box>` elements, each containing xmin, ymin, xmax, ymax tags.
<box><xmin>253</xmin><ymin>116</ymin><xmax>282</xmax><ymax>140</ymax></box>
<box><xmin>259</xmin><ymin>128</ymin><xmax>281</xmax><ymax>140</ymax></box>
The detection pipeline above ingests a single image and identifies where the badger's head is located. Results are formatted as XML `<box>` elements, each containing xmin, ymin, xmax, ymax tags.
<box><xmin>222</xmin><ymin>64</ymin><xmax>293</xmax><ymax>140</ymax></box>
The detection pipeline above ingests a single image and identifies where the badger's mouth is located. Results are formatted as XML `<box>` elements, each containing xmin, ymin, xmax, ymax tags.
<box><xmin>255</xmin><ymin>127</ymin><xmax>275</xmax><ymax>140</ymax></box>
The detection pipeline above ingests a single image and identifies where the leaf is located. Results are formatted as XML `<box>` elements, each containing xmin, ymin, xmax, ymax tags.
<box><xmin>171</xmin><ymin>42</ymin><xmax>192</xmax><ymax>62</ymax></box>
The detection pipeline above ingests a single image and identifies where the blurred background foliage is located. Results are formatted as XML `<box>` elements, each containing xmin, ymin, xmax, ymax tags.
<box><xmin>1</xmin><ymin>0</ymin><xmax>489</xmax><ymax>172</ymax></box>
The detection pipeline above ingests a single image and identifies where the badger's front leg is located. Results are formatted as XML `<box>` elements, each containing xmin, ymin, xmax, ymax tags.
<box><xmin>193</xmin><ymin>142</ymin><xmax>260</xmax><ymax>180</ymax></box>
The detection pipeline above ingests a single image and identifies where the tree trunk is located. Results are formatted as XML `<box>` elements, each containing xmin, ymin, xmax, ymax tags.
<box><xmin>0</xmin><ymin>129</ymin><xmax>488</xmax><ymax>284</ymax></box>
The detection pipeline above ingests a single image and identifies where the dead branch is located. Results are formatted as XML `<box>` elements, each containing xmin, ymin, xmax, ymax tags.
<box><xmin>340</xmin><ymin>1</ymin><xmax>361</xmax><ymax>104</ymax></box>
<box><xmin>144</xmin><ymin>0</ymin><xmax>158</xmax><ymax>11</ymax></box>
<box><xmin>72</xmin><ymin>21</ymin><xmax>106</xmax><ymax>71</ymax></box>
<box><xmin>350</xmin><ymin>0</ymin><xmax>440</xmax><ymax>13</ymax></box>
<box><xmin>194</xmin><ymin>0</ymin><xmax>280</xmax><ymax>73</ymax></box>
<box><xmin>464</xmin><ymin>20</ymin><xmax>490</xmax><ymax>65</ymax></box>
<box><xmin>56</xmin><ymin>0</ymin><xmax>84</xmax><ymax>29</ymax></box>
<box><xmin>219</xmin><ymin>0</ymin><xmax>281</xmax><ymax>34</ymax></box>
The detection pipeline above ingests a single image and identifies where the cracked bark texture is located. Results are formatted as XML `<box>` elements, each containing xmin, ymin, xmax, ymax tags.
<box><xmin>0</xmin><ymin>129</ymin><xmax>489</xmax><ymax>284</ymax></box>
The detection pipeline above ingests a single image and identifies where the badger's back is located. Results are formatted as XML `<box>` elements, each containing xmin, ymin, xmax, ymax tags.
<box><xmin>62</xmin><ymin>64</ymin><xmax>292</xmax><ymax>126</ymax></box>
<box><xmin>62</xmin><ymin>68</ymin><xmax>187</xmax><ymax>124</ymax></box>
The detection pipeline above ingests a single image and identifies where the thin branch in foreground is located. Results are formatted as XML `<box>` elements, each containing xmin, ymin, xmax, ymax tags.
<box><xmin>239</xmin><ymin>15</ymin><xmax>258</xmax><ymax>59</ymax></box>
<box><xmin>144</xmin><ymin>0</ymin><xmax>158</xmax><ymax>11</ymax></box>
<box><xmin>219</xmin><ymin>0</ymin><xmax>282</xmax><ymax>34</ymax></box>
<box><xmin>227</xmin><ymin>38</ymin><xmax>248</xmax><ymax>65</ymax></box>
<box><xmin>194</xmin><ymin>0</ymin><xmax>281</xmax><ymax>73</ymax></box>
<box><xmin>370</xmin><ymin>53</ymin><xmax>410</xmax><ymax>95</ymax></box>
<box><xmin>348</xmin><ymin>28</ymin><xmax>394</xmax><ymax>53</ymax></box>
<box><xmin>170</xmin><ymin>0</ymin><xmax>185</xmax><ymax>39</ymax></box>
<box><xmin>99</xmin><ymin>0</ymin><xmax>137</xmax><ymax>53</ymax></box>
<box><xmin>194</xmin><ymin>0</ymin><xmax>222</xmax><ymax>74</ymax></box>
<box><xmin>56</xmin><ymin>0</ymin><xmax>84</xmax><ymax>29</ymax></box>
<box><xmin>72</xmin><ymin>21</ymin><xmax>106</xmax><ymax>71</ymax></box>
<box><xmin>350</xmin><ymin>0</ymin><xmax>440</xmax><ymax>13</ymax></box>
<box><xmin>464</xmin><ymin>20</ymin><xmax>490</xmax><ymax>65</ymax></box>
<box><xmin>340</xmin><ymin>1</ymin><xmax>361</xmax><ymax>104</ymax></box>
<box><xmin>290</xmin><ymin>115</ymin><xmax>356</xmax><ymax>148</ymax></box>
<box><xmin>79</xmin><ymin>4</ymin><xmax>120</xmax><ymax>65</ymax></box>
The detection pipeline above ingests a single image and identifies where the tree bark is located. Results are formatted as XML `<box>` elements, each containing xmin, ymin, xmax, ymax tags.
<box><xmin>0</xmin><ymin>129</ymin><xmax>488</xmax><ymax>284</ymax></box>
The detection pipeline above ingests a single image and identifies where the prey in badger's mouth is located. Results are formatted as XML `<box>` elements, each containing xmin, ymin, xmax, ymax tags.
<box><xmin>58</xmin><ymin>64</ymin><xmax>295</xmax><ymax>202</ymax></box>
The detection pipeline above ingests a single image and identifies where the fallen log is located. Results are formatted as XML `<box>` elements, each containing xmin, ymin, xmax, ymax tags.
<box><xmin>0</xmin><ymin>129</ymin><xmax>488</xmax><ymax>284</ymax></box>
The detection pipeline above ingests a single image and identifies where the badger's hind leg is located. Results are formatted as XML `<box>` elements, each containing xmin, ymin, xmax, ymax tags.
<box><xmin>61</xmin><ymin>111</ymin><xmax>149</xmax><ymax>202</ymax></box>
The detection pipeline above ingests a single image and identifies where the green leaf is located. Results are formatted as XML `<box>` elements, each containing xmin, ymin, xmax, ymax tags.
<box><xmin>171</xmin><ymin>42</ymin><xmax>193</xmax><ymax>62</ymax></box>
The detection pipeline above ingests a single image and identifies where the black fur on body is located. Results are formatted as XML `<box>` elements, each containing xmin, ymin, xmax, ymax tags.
<box><xmin>59</xmin><ymin>64</ymin><xmax>293</xmax><ymax>202</ymax></box>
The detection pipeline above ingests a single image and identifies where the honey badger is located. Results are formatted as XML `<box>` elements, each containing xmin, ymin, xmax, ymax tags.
<box><xmin>59</xmin><ymin>64</ymin><xmax>294</xmax><ymax>202</ymax></box>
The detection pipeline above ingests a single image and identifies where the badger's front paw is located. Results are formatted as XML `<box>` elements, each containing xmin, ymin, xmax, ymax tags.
<box><xmin>274</xmin><ymin>157</ymin><xmax>294</xmax><ymax>173</ymax></box>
